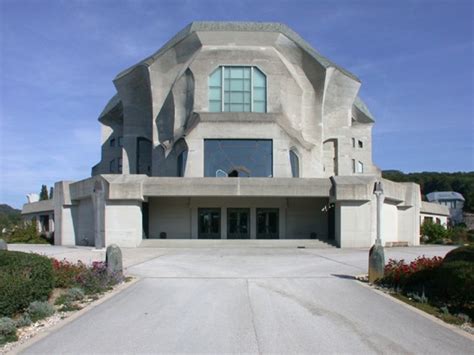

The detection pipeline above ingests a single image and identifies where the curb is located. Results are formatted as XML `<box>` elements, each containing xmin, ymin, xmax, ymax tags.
<box><xmin>6</xmin><ymin>277</ymin><xmax>140</xmax><ymax>355</ymax></box>
<box><xmin>357</xmin><ymin>280</ymin><xmax>474</xmax><ymax>342</ymax></box>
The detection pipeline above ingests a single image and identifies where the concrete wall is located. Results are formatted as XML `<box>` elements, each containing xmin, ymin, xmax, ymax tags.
<box><xmin>286</xmin><ymin>198</ymin><xmax>328</xmax><ymax>239</ymax></box>
<box><xmin>75</xmin><ymin>198</ymin><xmax>94</xmax><ymax>246</ymax></box>
<box><xmin>105</xmin><ymin>201</ymin><xmax>143</xmax><ymax>247</ymax></box>
<box><xmin>148</xmin><ymin>196</ymin><xmax>329</xmax><ymax>240</ymax></box>
<box><xmin>382</xmin><ymin>201</ymin><xmax>398</xmax><ymax>245</ymax></box>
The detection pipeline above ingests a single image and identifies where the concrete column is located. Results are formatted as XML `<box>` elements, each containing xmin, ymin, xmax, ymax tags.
<box><xmin>250</xmin><ymin>207</ymin><xmax>256</xmax><ymax>239</ymax></box>
<box><xmin>92</xmin><ymin>180</ymin><xmax>106</xmax><ymax>248</ymax></box>
<box><xmin>53</xmin><ymin>181</ymin><xmax>76</xmax><ymax>246</ymax></box>
<box><xmin>221</xmin><ymin>207</ymin><xmax>227</xmax><ymax>239</ymax></box>
<box><xmin>191</xmin><ymin>207</ymin><xmax>198</xmax><ymax>239</ymax></box>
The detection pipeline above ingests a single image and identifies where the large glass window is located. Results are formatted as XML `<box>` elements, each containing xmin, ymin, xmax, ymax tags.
<box><xmin>208</xmin><ymin>66</ymin><xmax>267</xmax><ymax>113</ymax></box>
<box><xmin>204</xmin><ymin>139</ymin><xmax>272</xmax><ymax>177</ymax></box>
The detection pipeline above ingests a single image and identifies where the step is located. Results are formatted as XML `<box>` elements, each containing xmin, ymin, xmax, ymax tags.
<box><xmin>139</xmin><ymin>239</ymin><xmax>337</xmax><ymax>248</ymax></box>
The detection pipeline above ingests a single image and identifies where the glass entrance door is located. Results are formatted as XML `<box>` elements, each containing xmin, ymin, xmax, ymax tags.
<box><xmin>198</xmin><ymin>208</ymin><xmax>221</xmax><ymax>239</ymax></box>
<box><xmin>257</xmin><ymin>208</ymin><xmax>279</xmax><ymax>239</ymax></box>
<box><xmin>227</xmin><ymin>208</ymin><xmax>250</xmax><ymax>239</ymax></box>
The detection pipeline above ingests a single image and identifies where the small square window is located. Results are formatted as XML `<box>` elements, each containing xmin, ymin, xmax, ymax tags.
<box><xmin>358</xmin><ymin>140</ymin><xmax>363</xmax><ymax>148</ymax></box>
<box><xmin>110</xmin><ymin>138</ymin><xmax>116</xmax><ymax>147</ymax></box>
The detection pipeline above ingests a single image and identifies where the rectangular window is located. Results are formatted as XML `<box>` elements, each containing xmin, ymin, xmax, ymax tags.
<box><xmin>352</xmin><ymin>138</ymin><xmax>356</xmax><ymax>148</ymax></box>
<box><xmin>209</xmin><ymin>66</ymin><xmax>266</xmax><ymax>113</ymax></box>
<box><xmin>118</xmin><ymin>136</ymin><xmax>123</xmax><ymax>147</ymax></box>
<box><xmin>357</xmin><ymin>161</ymin><xmax>364</xmax><ymax>173</ymax></box>
<box><xmin>358</xmin><ymin>140</ymin><xmax>363</xmax><ymax>148</ymax></box>
<box><xmin>110</xmin><ymin>138</ymin><xmax>115</xmax><ymax>147</ymax></box>
<box><xmin>204</xmin><ymin>139</ymin><xmax>272</xmax><ymax>177</ymax></box>
<box><xmin>352</xmin><ymin>159</ymin><xmax>356</xmax><ymax>173</ymax></box>
<box><xmin>110</xmin><ymin>159</ymin><xmax>116</xmax><ymax>173</ymax></box>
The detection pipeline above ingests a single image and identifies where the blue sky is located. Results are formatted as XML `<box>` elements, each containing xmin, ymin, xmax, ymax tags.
<box><xmin>0</xmin><ymin>0</ymin><xmax>473</xmax><ymax>208</ymax></box>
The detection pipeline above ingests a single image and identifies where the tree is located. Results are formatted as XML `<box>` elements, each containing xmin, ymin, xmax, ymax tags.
<box><xmin>49</xmin><ymin>187</ymin><xmax>54</xmax><ymax>199</ymax></box>
<box><xmin>39</xmin><ymin>185</ymin><xmax>49</xmax><ymax>201</ymax></box>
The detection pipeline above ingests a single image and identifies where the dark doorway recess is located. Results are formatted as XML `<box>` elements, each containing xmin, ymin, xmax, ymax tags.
<box><xmin>227</xmin><ymin>208</ymin><xmax>250</xmax><ymax>239</ymax></box>
<box><xmin>256</xmin><ymin>208</ymin><xmax>279</xmax><ymax>239</ymax></box>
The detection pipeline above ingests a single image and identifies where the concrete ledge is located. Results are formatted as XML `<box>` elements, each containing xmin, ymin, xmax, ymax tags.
<box><xmin>22</xmin><ymin>200</ymin><xmax>54</xmax><ymax>215</ymax></box>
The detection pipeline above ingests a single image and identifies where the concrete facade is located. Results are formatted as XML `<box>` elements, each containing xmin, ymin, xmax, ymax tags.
<box><xmin>22</xmin><ymin>22</ymin><xmax>433</xmax><ymax>248</ymax></box>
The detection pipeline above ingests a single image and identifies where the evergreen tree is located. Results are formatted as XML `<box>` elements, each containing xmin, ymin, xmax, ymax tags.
<box><xmin>49</xmin><ymin>187</ymin><xmax>54</xmax><ymax>199</ymax></box>
<box><xmin>39</xmin><ymin>185</ymin><xmax>49</xmax><ymax>200</ymax></box>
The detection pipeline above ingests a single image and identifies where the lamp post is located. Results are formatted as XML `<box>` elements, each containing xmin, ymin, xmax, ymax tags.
<box><xmin>369</xmin><ymin>181</ymin><xmax>385</xmax><ymax>283</ymax></box>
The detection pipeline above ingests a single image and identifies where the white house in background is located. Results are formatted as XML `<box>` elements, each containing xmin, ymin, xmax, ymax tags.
<box><xmin>426</xmin><ymin>191</ymin><xmax>465</xmax><ymax>224</ymax></box>
<box><xmin>21</xmin><ymin>22</ymin><xmax>449</xmax><ymax>248</ymax></box>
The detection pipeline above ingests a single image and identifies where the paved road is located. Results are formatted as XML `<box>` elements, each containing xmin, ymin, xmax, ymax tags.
<box><xmin>17</xmin><ymin>245</ymin><xmax>473</xmax><ymax>354</ymax></box>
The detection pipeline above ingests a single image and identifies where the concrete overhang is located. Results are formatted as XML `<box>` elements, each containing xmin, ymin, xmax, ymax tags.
<box><xmin>142</xmin><ymin>177</ymin><xmax>331</xmax><ymax>197</ymax></box>
<box><xmin>421</xmin><ymin>201</ymin><xmax>450</xmax><ymax>216</ymax></box>
<box><xmin>21</xmin><ymin>199</ymin><xmax>54</xmax><ymax>215</ymax></box>
<box><xmin>68</xmin><ymin>175</ymin><xmax>332</xmax><ymax>200</ymax></box>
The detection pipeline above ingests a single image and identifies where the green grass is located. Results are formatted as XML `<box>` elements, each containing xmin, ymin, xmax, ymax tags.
<box><xmin>391</xmin><ymin>293</ymin><xmax>465</xmax><ymax>326</ymax></box>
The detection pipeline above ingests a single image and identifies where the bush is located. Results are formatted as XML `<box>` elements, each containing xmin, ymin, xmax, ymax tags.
<box><xmin>76</xmin><ymin>262</ymin><xmax>117</xmax><ymax>294</ymax></box>
<box><xmin>27</xmin><ymin>301</ymin><xmax>55</xmax><ymax>322</ymax></box>
<box><xmin>4</xmin><ymin>222</ymin><xmax>49</xmax><ymax>244</ymax></box>
<box><xmin>51</xmin><ymin>259</ymin><xmax>87</xmax><ymax>288</ymax></box>
<box><xmin>420</xmin><ymin>220</ymin><xmax>448</xmax><ymax>244</ymax></box>
<box><xmin>55</xmin><ymin>288</ymin><xmax>85</xmax><ymax>306</ymax></box>
<box><xmin>430</xmin><ymin>261</ymin><xmax>474</xmax><ymax>308</ymax></box>
<box><xmin>443</xmin><ymin>245</ymin><xmax>474</xmax><ymax>263</ymax></box>
<box><xmin>0</xmin><ymin>317</ymin><xmax>17</xmax><ymax>345</ymax></box>
<box><xmin>380</xmin><ymin>256</ymin><xmax>443</xmax><ymax>288</ymax></box>
<box><xmin>0</xmin><ymin>251</ymin><xmax>54</xmax><ymax>317</ymax></box>
<box><xmin>15</xmin><ymin>313</ymin><xmax>32</xmax><ymax>328</ymax></box>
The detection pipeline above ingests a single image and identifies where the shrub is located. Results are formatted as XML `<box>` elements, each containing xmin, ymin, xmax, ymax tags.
<box><xmin>380</xmin><ymin>256</ymin><xmax>443</xmax><ymax>288</ymax></box>
<box><xmin>0</xmin><ymin>251</ymin><xmax>54</xmax><ymax>317</ymax></box>
<box><xmin>15</xmin><ymin>313</ymin><xmax>32</xmax><ymax>328</ymax></box>
<box><xmin>0</xmin><ymin>317</ymin><xmax>17</xmax><ymax>345</ymax></box>
<box><xmin>4</xmin><ymin>222</ymin><xmax>49</xmax><ymax>244</ymax></box>
<box><xmin>76</xmin><ymin>261</ymin><xmax>116</xmax><ymax>294</ymax></box>
<box><xmin>431</xmin><ymin>261</ymin><xmax>474</xmax><ymax>308</ymax></box>
<box><xmin>443</xmin><ymin>245</ymin><xmax>474</xmax><ymax>263</ymax></box>
<box><xmin>27</xmin><ymin>301</ymin><xmax>55</xmax><ymax>322</ymax></box>
<box><xmin>420</xmin><ymin>220</ymin><xmax>448</xmax><ymax>244</ymax></box>
<box><xmin>51</xmin><ymin>259</ymin><xmax>87</xmax><ymax>288</ymax></box>
<box><xmin>66</xmin><ymin>288</ymin><xmax>85</xmax><ymax>301</ymax></box>
<box><xmin>54</xmin><ymin>288</ymin><xmax>85</xmax><ymax>306</ymax></box>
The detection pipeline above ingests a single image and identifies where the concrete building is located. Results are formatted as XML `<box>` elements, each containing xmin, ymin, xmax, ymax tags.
<box><xmin>22</xmin><ymin>22</ymin><xmax>448</xmax><ymax>248</ymax></box>
<box><xmin>426</xmin><ymin>191</ymin><xmax>465</xmax><ymax>224</ymax></box>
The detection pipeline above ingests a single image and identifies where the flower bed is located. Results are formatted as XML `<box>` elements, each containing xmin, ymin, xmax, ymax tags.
<box><xmin>0</xmin><ymin>252</ymin><xmax>126</xmax><ymax>348</ymax></box>
<box><xmin>376</xmin><ymin>247</ymin><xmax>474</xmax><ymax>328</ymax></box>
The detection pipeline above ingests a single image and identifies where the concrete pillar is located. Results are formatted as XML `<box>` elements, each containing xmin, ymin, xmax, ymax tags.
<box><xmin>191</xmin><ymin>207</ymin><xmax>198</xmax><ymax>239</ymax></box>
<box><xmin>92</xmin><ymin>180</ymin><xmax>106</xmax><ymax>248</ymax></box>
<box><xmin>221</xmin><ymin>207</ymin><xmax>227</xmax><ymax>239</ymax></box>
<box><xmin>250</xmin><ymin>207</ymin><xmax>256</xmax><ymax>239</ymax></box>
<box><xmin>53</xmin><ymin>181</ymin><xmax>76</xmax><ymax>246</ymax></box>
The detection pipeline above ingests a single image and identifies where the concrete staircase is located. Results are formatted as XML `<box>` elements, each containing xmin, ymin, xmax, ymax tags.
<box><xmin>139</xmin><ymin>238</ymin><xmax>337</xmax><ymax>248</ymax></box>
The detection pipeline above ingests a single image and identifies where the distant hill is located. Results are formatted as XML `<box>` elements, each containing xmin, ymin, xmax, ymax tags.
<box><xmin>382</xmin><ymin>171</ymin><xmax>474</xmax><ymax>212</ymax></box>
<box><xmin>0</xmin><ymin>204</ymin><xmax>21</xmax><ymax>216</ymax></box>
<box><xmin>0</xmin><ymin>204</ymin><xmax>22</xmax><ymax>231</ymax></box>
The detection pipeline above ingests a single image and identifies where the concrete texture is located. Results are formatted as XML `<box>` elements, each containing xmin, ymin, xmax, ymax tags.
<box><xmin>13</xmin><ymin>244</ymin><xmax>473</xmax><ymax>354</ymax></box>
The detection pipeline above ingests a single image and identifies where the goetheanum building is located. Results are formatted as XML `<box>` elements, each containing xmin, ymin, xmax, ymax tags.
<box><xmin>22</xmin><ymin>22</ymin><xmax>448</xmax><ymax>248</ymax></box>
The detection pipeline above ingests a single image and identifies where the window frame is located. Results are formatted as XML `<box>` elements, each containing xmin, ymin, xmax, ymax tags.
<box><xmin>208</xmin><ymin>65</ymin><xmax>268</xmax><ymax>113</ymax></box>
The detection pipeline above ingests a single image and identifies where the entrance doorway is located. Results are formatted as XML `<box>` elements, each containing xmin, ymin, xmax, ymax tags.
<box><xmin>198</xmin><ymin>208</ymin><xmax>221</xmax><ymax>239</ymax></box>
<box><xmin>256</xmin><ymin>208</ymin><xmax>279</xmax><ymax>239</ymax></box>
<box><xmin>227</xmin><ymin>208</ymin><xmax>250</xmax><ymax>239</ymax></box>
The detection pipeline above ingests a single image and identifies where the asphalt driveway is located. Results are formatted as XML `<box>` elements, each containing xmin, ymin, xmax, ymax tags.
<box><xmin>14</xmin><ymin>245</ymin><xmax>473</xmax><ymax>354</ymax></box>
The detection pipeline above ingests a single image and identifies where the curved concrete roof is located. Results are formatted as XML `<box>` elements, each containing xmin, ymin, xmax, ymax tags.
<box><xmin>115</xmin><ymin>21</ymin><xmax>359</xmax><ymax>82</ymax></box>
